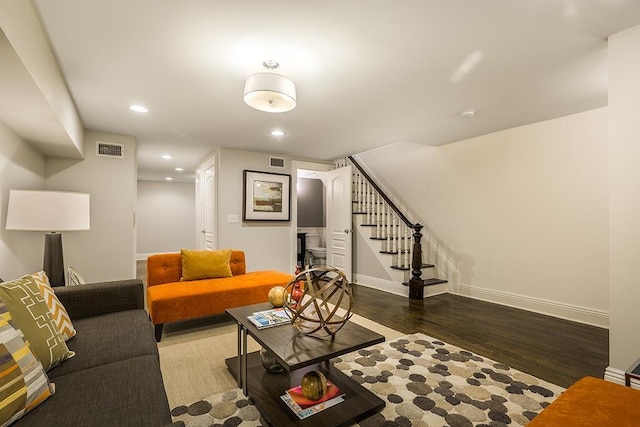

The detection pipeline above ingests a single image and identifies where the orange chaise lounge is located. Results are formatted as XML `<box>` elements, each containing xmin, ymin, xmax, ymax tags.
<box><xmin>146</xmin><ymin>250</ymin><xmax>293</xmax><ymax>341</ymax></box>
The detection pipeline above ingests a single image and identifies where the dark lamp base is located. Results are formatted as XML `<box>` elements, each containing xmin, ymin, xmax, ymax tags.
<box><xmin>44</xmin><ymin>233</ymin><xmax>65</xmax><ymax>286</ymax></box>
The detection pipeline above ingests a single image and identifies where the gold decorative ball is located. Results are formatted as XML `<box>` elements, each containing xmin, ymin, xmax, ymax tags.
<box><xmin>268</xmin><ymin>286</ymin><xmax>285</xmax><ymax>307</ymax></box>
<box><xmin>301</xmin><ymin>371</ymin><xmax>327</xmax><ymax>401</ymax></box>
<box><xmin>284</xmin><ymin>266</ymin><xmax>354</xmax><ymax>337</ymax></box>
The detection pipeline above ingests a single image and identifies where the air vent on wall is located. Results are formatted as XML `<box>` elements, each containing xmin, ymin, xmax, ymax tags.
<box><xmin>269</xmin><ymin>156</ymin><xmax>285</xmax><ymax>168</ymax></box>
<box><xmin>96</xmin><ymin>141</ymin><xmax>124</xmax><ymax>158</ymax></box>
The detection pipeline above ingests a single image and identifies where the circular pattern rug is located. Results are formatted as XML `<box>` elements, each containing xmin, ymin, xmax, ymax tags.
<box><xmin>170</xmin><ymin>333</ymin><xmax>564</xmax><ymax>426</ymax></box>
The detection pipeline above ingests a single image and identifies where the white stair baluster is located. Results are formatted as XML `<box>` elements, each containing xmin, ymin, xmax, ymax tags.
<box><xmin>376</xmin><ymin>194</ymin><xmax>382</xmax><ymax>239</ymax></box>
<box><xmin>393</xmin><ymin>213</ymin><xmax>399</xmax><ymax>256</ymax></box>
<box><xmin>385</xmin><ymin>203</ymin><xmax>390</xmax><ymax>250</ymax></box>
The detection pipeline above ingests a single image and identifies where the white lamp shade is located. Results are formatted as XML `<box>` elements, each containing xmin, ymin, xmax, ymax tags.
<box><xmin>6</xmin><ymin>190</ymin><xmax>90</xmax><ymax>231</ymax></box>
<box><xmin>244</xmin><ymin>73</ymin><xmax>297</xmax><ymax>113</ymax></box>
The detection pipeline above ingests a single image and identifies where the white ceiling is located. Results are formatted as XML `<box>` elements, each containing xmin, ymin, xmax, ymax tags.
<box><xmin>23</xmin><ymin>0</ymin><xmax>640</xmax><ymax>182</ymax></box>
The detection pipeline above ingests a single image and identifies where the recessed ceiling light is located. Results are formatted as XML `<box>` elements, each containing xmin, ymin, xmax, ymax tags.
<box><xmin>130</xmin><ymin>105</ymin><xmax>149</xmax><ymax>113</ymax></box>
<box><xmin>271</xmin><ymin>130</ymin><xmax>285</xmax><ymax>136</ymax></box>
<box><xmin>165</xmin><ymin>177</ymin><xmax>173</xmax><ymax>181</ymax></box>
<box><xmin>175</xmin><ymin>167</ymin><xmax>184</xmax><ymax>172</ymax></box>
<box><xmin>459</xmin><ymin>109</ymin><xmax>476</xmax><ymax>118</ymax></box>
<box><xmin>161</xmin><ymin>154</ymin><xmax>172</xmax><ymax>160</ymax></box>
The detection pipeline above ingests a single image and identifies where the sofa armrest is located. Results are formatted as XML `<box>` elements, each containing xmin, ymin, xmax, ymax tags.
<box><xmin>53</xmin><ymin>279</ymin><xmax>144</xmax><ymax>320</ymax></box>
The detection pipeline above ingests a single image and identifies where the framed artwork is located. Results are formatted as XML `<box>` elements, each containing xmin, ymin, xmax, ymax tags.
<box><xmin>243</xmin><ymin>170</ymin><xmax>291</xmax><ymax>221</ymax></box>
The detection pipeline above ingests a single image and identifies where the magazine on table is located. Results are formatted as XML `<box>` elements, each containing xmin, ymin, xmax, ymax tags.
<box><xmin>280</xmin><ymin>382</ymin><xmax>344</xmax><ymax>420</ymax></box>
<box><xmin>247</xmin><ymin>307</ymin><xmax>292</xmax><ymax>329</ymax></box>
<box><xmin>280</xmin><ymin>382</ymin><xmax>343</xmax><ymax>419</ymax></box>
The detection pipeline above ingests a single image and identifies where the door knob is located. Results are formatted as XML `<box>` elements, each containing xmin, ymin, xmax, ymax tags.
<box><xmin>344</xmin><ymin>229</ymin><xmax>350</xmax><ymax>234</ymax></box>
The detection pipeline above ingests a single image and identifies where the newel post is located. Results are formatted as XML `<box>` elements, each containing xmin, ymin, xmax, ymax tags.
<box><xmin>409</xmin><ymin>223</ymin><xmax>424</xmax><ymax>300</ymax></box>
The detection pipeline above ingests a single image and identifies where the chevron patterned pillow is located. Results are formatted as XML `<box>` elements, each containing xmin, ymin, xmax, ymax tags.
<box><xmin>29</xmin><ymin>271</ymin><xmax>76</xmax><ymax>341</ymax></box>
<box><xmin>0</xmin><ymin>276</ymin><xmax>74</xmax><ymax>371</ymax></box>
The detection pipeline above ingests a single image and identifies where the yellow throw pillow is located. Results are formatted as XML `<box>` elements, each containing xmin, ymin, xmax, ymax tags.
<box><xmin>181</xmin><ymin>249</ymin><xmax>233</xmax><ymax>281</ymax></box>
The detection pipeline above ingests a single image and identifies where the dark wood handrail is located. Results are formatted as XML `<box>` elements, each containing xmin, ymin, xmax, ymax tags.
<box><xmin>347</xmin><ymin>156</ymin><xmax>416</xmax><ymax>229</ymax></box>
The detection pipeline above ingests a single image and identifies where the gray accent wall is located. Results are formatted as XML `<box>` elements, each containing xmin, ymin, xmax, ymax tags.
<box><xmin>297</xmin><ymin>177</ymin><xmax>325</xmax><ymax>227</ymax></box>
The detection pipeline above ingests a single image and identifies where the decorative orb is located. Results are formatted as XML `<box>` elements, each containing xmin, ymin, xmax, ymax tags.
<box><xmin>268</xmin><ymin>286</ymin><xmax>285</xmax><ymax>307</ymax></box>
<box><xmin>300</xmin><ymin>370</ymin><xmax>327</xmax><ymax>401</ymax></box>
<box><xmin>283</xmin><ymin>266</ymin><xmax>354</xmax><ymax>337</ymax></box>
<box><xmin>260</xmin><ymin>347</ymin><xmax>284</xmax><ymax>373</ymax></box>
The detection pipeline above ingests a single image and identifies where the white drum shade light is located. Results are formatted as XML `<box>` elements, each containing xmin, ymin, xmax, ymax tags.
<box><xmin>244</xmin><ymin>72</ymin><xmax>297</xmax><ymax>113</ymax></box>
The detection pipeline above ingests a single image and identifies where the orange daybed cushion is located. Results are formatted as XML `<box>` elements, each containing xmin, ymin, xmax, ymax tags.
<box><xmin>528</xmin><ymin>376</ymin><xmax>640</xmax><ymax>427</ymax></box>
<box><xmin>147</xmin><ymin>250</ymin><xmax>247</xmax><ymax>287</ymax></box>
<box><xmin>146</xmin><ymin>251</ymin><xmax>293</xmax><ymax>325</ymax></box>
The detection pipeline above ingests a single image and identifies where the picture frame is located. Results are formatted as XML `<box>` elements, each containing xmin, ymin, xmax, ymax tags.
<box><xmin>243</xmin><ymin>170</ymin><xmax>291</xmax><ymax>221</ymax></box>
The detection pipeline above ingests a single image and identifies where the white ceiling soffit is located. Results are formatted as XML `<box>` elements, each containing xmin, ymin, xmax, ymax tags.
<box><xmin>0</xmin><ymin>1</ymin><xmax>83</xmax><ymax>159</ymax></box>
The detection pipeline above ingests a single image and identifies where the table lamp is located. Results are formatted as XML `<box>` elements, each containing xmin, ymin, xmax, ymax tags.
<box><xmin>6</xmin><ymin>190</ymin><xmax>90</xmax><ymax>286</ymax></box>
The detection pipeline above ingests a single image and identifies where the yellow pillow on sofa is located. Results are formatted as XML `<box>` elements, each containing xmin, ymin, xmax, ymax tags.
<box><xmin>181</xmin><ymin>249</ymin><xmax>233</xmax><ymax>281</ymax></box>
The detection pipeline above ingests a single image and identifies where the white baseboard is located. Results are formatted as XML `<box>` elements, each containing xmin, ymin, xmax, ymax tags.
<box><xmin>605</xmin><ymin>366</ymin><xmax>625</xmax><ymax>385</ymax></box>
<box><xmin>605</xmin><ymin>365</ymin><xmax>640</xmax><ymax>389</ymax></box>
<box><xmin>354</xmin><ymin>274</ymin><xmax>448</xmax><ymax>298</ymax></box>
<box><xmin>455</xmin><ymin>284</ymin><xmax>609</xmax><ymax>329</ymax></box>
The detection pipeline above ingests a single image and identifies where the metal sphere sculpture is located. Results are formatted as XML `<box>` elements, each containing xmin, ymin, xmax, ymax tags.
<box><xmin>283</xmin><ymin>266</ymin><xmax>354</xmax><ymax>337</ymax></box>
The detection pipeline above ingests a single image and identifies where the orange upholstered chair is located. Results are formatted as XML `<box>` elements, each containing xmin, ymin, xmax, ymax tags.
<box><xmin>528</xmin><ymin>376</ymin><xmax>640</xmax><ymax>426</ymax></box>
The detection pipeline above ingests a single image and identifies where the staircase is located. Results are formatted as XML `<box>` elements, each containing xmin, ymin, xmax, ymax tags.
<box><xmin>334</xmin><ymin>156</ymin><xmax>452</xmax><ymax>299</ymax></box>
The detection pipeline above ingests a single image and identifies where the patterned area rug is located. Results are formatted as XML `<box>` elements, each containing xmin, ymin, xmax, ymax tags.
<box><xmin>170</xmin><ymin>333</ymin><xmax>564</xmax><ymax>426</ymax></box>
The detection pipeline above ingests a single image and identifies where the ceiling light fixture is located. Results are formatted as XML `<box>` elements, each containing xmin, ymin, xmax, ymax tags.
<box><xmin>175</xmin><ymin>167</ymin><xmax>184</xmax><ymax>172</ymax></box>
<box><xmin>161</xmin><ymin>154</ymin><xmax>172</xmax><ymax>160</ymax></box>
<box><xmin>271</xmin><ymin>130</ymin><xmax>285</xmax><ymax>136</ymax></box>
<box><xmin>130</xmin><ymin>105</ymin><xmax>149</xmax><ymax>113</ymax></box>
<box><xmin>244</xmin><ymin>61</ymin><xmax>296</xmax><ymax>113</ymax></box>
<box><xmin>459</xmin><ymin>109</ymin><xmax>476</xmax><ymax>118</ymax></box>
<box><xmin>165</xmin><ymin>177</ymin><xmax>173</xmax><ymax>181</ymax></box>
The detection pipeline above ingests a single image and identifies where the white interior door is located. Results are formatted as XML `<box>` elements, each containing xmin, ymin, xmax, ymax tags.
<box><xmin>325</xmin><ymin>165</ymin><xmax>353</xmax><ymax>280</ymax></box>
<box><xmin>202</xmin><ymin>161</ymin><xmax>216</xmax><ymax>250</ymax></box>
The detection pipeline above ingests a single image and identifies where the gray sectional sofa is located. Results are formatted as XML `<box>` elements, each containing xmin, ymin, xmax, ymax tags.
<box><xmin>14</xmin><ymin>279</ymin><xmax>171</xmax><ymax>426</ymax></box>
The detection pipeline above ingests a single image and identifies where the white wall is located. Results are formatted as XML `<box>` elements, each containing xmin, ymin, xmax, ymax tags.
<box><xmin>0</xmin><ymin>120</ymin><xmax>46</xmax><ymax>280</ymax></box>
<box><xmin>216</xmin><ymin>148</ymin><xmax>294</xmax><ymax>273</ymax></box>
<box><xmin>608</xmin><ymin>24</ymin><xmax>640</xmax><ymax>374</ymax></box>
<box><xmin>45</xmin><ymin>130</ymin><xmax>137</xmax><ymax>283</ymax></box>
<box><xmin>358</xmin><ymin>107</ymin><xmax>609</xmax><ymax>326</ymax></box>
<box><xmin>137</xmin><ymin>180</ymin><xmax>195</xmax><ymax>256</ymax></box>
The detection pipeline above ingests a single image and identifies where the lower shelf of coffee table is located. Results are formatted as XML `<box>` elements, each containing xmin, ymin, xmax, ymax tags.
<box><xmin>225</xmin><ymin>351</ymin><xmax>384</xmax><ymax>427</ymax></box>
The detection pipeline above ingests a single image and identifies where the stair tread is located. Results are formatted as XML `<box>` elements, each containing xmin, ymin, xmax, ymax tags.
<box><xmin>390</xmin><ymin>264</ymin><xmax>434</xmax><ymax>270</ymax></box>
<box><xmin>402</xmin><ymin>278</ymin><xmax>448</xmax><ymax>287</ymax></box>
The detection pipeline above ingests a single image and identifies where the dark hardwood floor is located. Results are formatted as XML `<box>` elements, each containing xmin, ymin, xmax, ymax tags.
<box><xmin>351</xmin><ymin>284</ymin><xmax>609</xmax><ymax>389</ymax></box>
<box><xmin>136</xmin><ymin>261</ymin><xmax>608</xmax><ymax>389</ymax></box>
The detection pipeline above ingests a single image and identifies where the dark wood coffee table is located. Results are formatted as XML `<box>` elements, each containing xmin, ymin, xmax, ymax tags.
<box><xmin>225</xmin><ymin>302</ymin><xmax>385</xmax><ymax>427</ymax></box>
